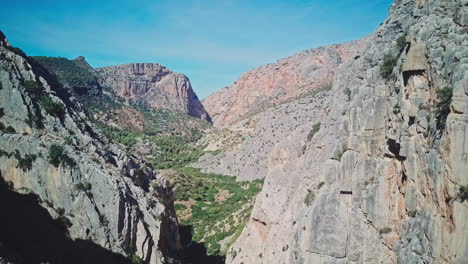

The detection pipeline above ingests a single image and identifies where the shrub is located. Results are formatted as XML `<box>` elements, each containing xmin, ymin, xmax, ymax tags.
<box><xmin>318</xmin><ymin>182</ymin><xmax>325</xmax><ymax>189</ymax></box>
<box><xmin>434</xmin><ymin>87</ymin><xmax>453</xmax><ymax>130</ymax></box>
<box><xmin>175</xmin><ymin>204</ymin><xmax>187</xmax><ymax>211</ymax></box>
<box><xmin>131</xmin><ymin>254</ymin><xmax>144</xmax><ymax>264</ymax></box>
<box><xmin>4</xmin><ymin>126</ymin><xmax>16</xmax><ymax>134</ymax></box>
<box><xmin>380</xmin><ymin>53</ymin><xmax>398</xmax><ymax>80</ymax></box>
<box><xmin>0</xmin><ymin>81</ymin><xmax>3</xmax><ymax>90</ymax></box>
<box><xmin>0</xmin><ymin>122</ymin><xmax>4</xmax><ymax>130</ymax></box>
<box><xmin>0</xmin><ymin>107</ymin><xmax>4</xmax><ymax>117</ymax></box>
<box><xmin>147</xmin><ymin>198</ymin><xmax>156</xmax><ymax>209</ymax></box>
<box><xmin>48</xmin><ymin>144</ymin><xmax>64</xmax><ymax>167</ymax></box>
<box><xmin>48</xmin><ymin>144</ymin><xmax>74</xmax><ymax>167</ymax></box>
<box><xmin>396</xmin><ymin>32</ymin><xmax>407</xmax><ymax>53</ymax></box>
<box><xmin>334</xmin><ymin>146</ymin><xmax>346</xmax><ymax>162</ymax></box>
<box><xmin>62</xmin><ymin>154</ymin><xmax>76</xmax><ymax>167</ymax></box>
<box><xmin>5</xmin><ymin>46</ymin><xmax>28</xmax><ymax>58</ymax></box>
<box><xmin>15</xmin><ymin>151</ymin><xmax>37</xmax><ymax>171</ymax></box>
<box><xmin>344</xmin><ymin>88</ymin><xmax>352</xmax><ymax>101</ymax></box>
<box><xmin>379</xmin><ymin>227</ymin><xmax>392</xmax><ymax>234</ymax></box>
<box><xmin>76</xmin><ymin>182</ymin><xmax>92</xmax><ymax>192</ymax></box>
<box><xmin>40</xmin><ymin>97</ymin><xmax>65</xmax><ymax>119</ymax></box>
<box><xmin>408</xmin><ymin>210</ymin><xmax>417</xmax><ymax>218</ymax></box>
<box><xmin>64</xmin><ymin>136</ymin><xmax>73</xmax><ymax>145</ymax></box>
<box><xmin>458</xmin><ymin>185</ymin><xmax>468</xmax><ymax>202</ymax></box>
<box><xmin>24</xmin><ymin>80</ymin><xmax>43</xmax><ymax>94</ymax></box>
<box><xmin>304</xmin><ymin>192</ymin><xmax>315</xmax><ymax>206</ymax></box>
<box><xmin>307</xmin><ymin>123</ymin><xmax>321</xmax><ymax>141</ymax></box>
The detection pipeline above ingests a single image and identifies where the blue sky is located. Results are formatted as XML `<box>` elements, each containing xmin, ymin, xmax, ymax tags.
<box><xmin>0</xmin><ymin>0</ymin><xmax>393</xmax><ymax>98</ymax></box>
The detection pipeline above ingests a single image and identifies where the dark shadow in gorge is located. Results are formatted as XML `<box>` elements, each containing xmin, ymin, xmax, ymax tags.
<box><xmin>177</xmin><ymin>225</ymin><xmax>225</xmax><ymax>264</ymax></box>
<box><xmin>0</xmin><ymin>174</ymin><xmax>130</xmax><ymax>264</ymax></box>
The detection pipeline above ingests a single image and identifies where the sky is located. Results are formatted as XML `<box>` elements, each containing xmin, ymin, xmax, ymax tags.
<box><xmin>0</xmin><ymin>0</ymin><xmax>393</xmax><ymax>99</ymax></box>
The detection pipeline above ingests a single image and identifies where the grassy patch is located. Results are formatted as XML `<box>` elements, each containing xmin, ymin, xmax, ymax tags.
<box><xmin>172</xmin><ymin>167</ymin><xmax>263</xmax><ymax>256</ymax></box>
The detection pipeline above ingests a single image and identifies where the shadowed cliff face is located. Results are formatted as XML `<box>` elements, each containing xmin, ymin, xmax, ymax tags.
<box><xmin>96</xmin><ymin>63</ymin><xmax>211</xmax><ymax>121</ymax></box>
<box><xmin>0</xmin><ymin>176</ymin><xmax>129</xmax><ymax>264</ymax></box>
<box><xmin>0</xmin><ymin>31</ymin><xmax>182</xmax><ymax>263</ymax></box>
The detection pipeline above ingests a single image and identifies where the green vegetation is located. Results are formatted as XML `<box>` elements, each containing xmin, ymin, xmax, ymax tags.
<box><xmin>379</xmin><ymin>227</ymin><xmax>392</xmax><ymax>234</ymax></box>
<box><xmin>131</xmin><ymin>254</ymin><xmax>144</xmax><ymax>264</ymax></box>
<box><xmin>4</xmin><ymin>126</ymin><xmax>16</xmax><ymax>134</ymax></box>
<box><xmin>64</xmin><ymin>136</ymin><xmax>73</xmax><ymax>145</ymax></box>
<box><xmin>380</xmin><ymin>53</ymin><xmax>398</xmax><ymax>80</ymax></box>
<box><xmin>334</xmin><ymin>145</ymin><xmax>346</xmax><ymax>162</ymax></box>
<box><xmin>24</xmin><ymin>80</ymin><xmax>43</xmax><ymax>94</ymax></box>
<box><xmin>75</xmin><ymin>182</ymin><xmax>92</xmax><ymax>192</ymax></box>
<box><xmin>344</xmin><ymin>88</ymin><xmax>352</xmax><ymax>101</ymax></box>
<box><xmin>40</xmin><ymin>97</ymin><xmax>65</xmax><ymax>119</ymax></box>
<box><xmin>14</xmin><ymin>151</ymin><xmax>37</xmax><ymax>171</ymax></box>
<box><xmin>0</xmin><ymin>122</ymin><xmax>5</xmax><ymax>130</ymax></box>
<box><xmin>307</xmin><ymin>123</ymin><xmax>321</xmax><ymax>141</ymax></box>
<box><xmin>0</xmin><ymin>81</ymin><xmax>3</xmax><ymax>90</ymax></box>
<box><xmin>304</xmin><ymin>191</ymin><xmax>315</xmax><ymax>206</ymax></box>
<box><xmin>146</xmin><ymin>198</ymin><xmax>156</xmax><ymax>209</ymax></box>
<box><xmin>396</xmin><ymin>32</ymin><xmax>408</xmax><ymax>53</ymax></box>
<box><xmin>172</xmin><ymin>167</ymin><xmax>263</xmax><ymax>256</ymax></box>
<box><xmin>31</xmin><ymin>56</ymin><xmax>97</xmax><ymax>89</ymax></box>
<box><xmin>174</xmin><ymin>203</ymin><xmax>187</xmax><ymax>211</ymax></box>
<box><xmin>5</xmin><ymin>45</ymin><xmax>28</xmax><ymax>58</ymax></box>
<box><xmin>434</xmin><ymin>87</ymin><xmax>453</xmax><ymax>130</ymax></box>
<box><xmin>318</xmin><ymin>182</ymin><xmax>325</xmax><ymax>189</ymax></box>
<box><xmin>458</xmin><ymin>185</ymin><xmax>468</xmax><ymax>202</ymax></box>
<box><xmin>408</xmin><ymin>210</ymin><xmax>417</xmax><ymax>218</ymax></box>
<box><xmin>0</xmin><ymin>107</ymin><xmax>4</xmax><ymax>118</ymax></box>
<box><xmin>98</xmin><ymin>123</ymin><xmax>205</xmax><ymax>169</ymax></box>
<box><xmin>48</xmin><ymin>144</ymin><xmax>75</xmax><ymax>167</ymax></box>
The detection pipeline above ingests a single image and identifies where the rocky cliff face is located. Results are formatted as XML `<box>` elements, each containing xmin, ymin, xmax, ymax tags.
<box><xmin>197</xmin><ymin>0</ymin><xmax>468</xmax><ymax>263</ymax></box>
<box><xmin>0</xmin><ymin>33</ymin><xmax>182</xmax><ymax>263</ymax></box>
<box><xmin>202</xmin><ymin>40</ymin><xmax>367</xmax><ymax>127</ymax></box>
<box><xmin>96</xmin><ymin>63</ymin><xmax>211</xmax><ymax>121</ymax></box>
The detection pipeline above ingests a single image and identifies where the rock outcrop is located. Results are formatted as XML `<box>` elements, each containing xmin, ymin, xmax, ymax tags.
<box><xmin>202</xmin><ymin>39</ymin><xmax>367</xmax><ymax>126</ymax></box>
<box><xmin>0</xmin><ymin>32</ymin><xmax>182</xmax><ymax>263</ymax></box>
<box><xmin>96</xmin><ymin>63</ymin><xmax>211</xmax><ymax>121</ymax></box>
<box><xmin>196</xmin><ymin>0</ymin><xmax>468</xmax><ymax>263</ymax></box>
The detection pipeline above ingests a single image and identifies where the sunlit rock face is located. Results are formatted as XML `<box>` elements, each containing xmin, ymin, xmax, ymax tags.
<box><xmin>96</xmin><ymin>63</ymin><xmax>211</xmax><ymax>121</ymax></box>
<box><xmin>195</xmin><ymin>0</ymin><xmax>468</xmax><ymax>263</ymax></box>
<box><xmin>202</xmin><ymin>39</ymin><xmax>366</xmax><ymax>127</ymax></box>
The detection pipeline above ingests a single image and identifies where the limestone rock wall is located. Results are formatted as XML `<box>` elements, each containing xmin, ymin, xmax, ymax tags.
<box><xmin>219</xmin><ymin>0</ymin><xmax>468</xmax><ymax>263</ymax></box>
<box><xmin>0</xmin><ymin>34</ymin><xmax>182</xmax><ymax>263</ymax></box>
<box><xmin>96</xmin><ymin>63</ymin><xmax>210</xmax><ymax>121</ymax></box>
<box><xmin>202</xmin><ymin>39</ymin><xmax>367</xmax><ymax>127</ymax></box>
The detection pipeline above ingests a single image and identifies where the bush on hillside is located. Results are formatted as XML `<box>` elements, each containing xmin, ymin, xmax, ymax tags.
<box><xmin>40</xmin><ymin>97</ymin><xmax>65</xmax><ymax>119</ymax></box>
<box><xmin>380</xmin><ymin>53</ymin><xmax>398</xmax><ymax>80</ymax></box>
<box><xmin>434</xmin><ymin>87</ymin><xmax>453</xmax><ymax>130</ymax></box>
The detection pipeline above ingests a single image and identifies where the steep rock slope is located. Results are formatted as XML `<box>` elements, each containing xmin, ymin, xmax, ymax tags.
<box><xmin>198</xmin><ymin>0</ymin><xmax>468</xmax><ymax>263</ymax></box>
<box><xmin>202</xmin><ymin>40</ymin><xmax>367</xmax><ymax>126</ymax></box>
<box><xmin>96</xmin><ymin>63</ymin><xmax>211</xmax><ymax>121</ymax></box>
<box><xmin>0</xmin><ymin>33</ymin><xmax>182</xmax><ymax>263</ymax></box>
